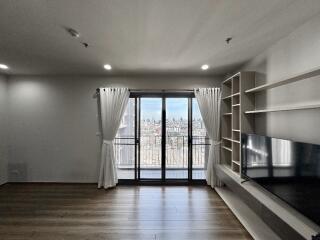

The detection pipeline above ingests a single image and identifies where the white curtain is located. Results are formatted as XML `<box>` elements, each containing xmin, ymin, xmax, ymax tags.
<box><xmin>194</xmin><ymin>88</ymin><xmax>222</xmax><ymax>188</ymax></box>
<box><xmin>98</xmin><ymin>88</ymin><xmax>129</xmax><ymax>189</ymax></box>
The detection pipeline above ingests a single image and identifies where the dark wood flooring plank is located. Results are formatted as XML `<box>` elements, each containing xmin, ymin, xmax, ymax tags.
<box><xmin>0</xmin><ymin>184</ymin><xmax>252</xmax><ymax>240</ymax></box>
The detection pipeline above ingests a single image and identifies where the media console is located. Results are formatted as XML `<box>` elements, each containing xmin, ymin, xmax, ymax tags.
<box><xmin>242</xmin><ymin>133</ymin><xmax>320</xmax><ymax>227</ymax></box>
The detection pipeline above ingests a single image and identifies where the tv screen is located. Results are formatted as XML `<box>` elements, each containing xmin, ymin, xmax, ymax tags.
<box><xmin>241</xmin><ymin>133</ymin><xmax>320</xmax><ymax>226</ymax></box>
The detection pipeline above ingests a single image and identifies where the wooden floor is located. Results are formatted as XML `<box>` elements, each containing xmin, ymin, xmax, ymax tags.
<box><xmin>0</xmin><ymin>184</ymin><xmax>252</xmax><ymax>240</ymax></box>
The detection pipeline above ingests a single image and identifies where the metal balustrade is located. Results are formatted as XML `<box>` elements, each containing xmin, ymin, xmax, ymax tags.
<box><xmin>114</xmin><ymin>136</ymin><xmax>209</xmax><ymax>169</ymax></box>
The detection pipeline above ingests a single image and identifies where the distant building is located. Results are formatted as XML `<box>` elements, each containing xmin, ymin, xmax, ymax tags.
<box><xmin>115</xmin><ymin>100</ymin><xmax>209</xmax><ymax>172</ymax></box>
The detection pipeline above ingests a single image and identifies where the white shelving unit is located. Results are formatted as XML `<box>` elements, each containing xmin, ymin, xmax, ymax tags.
<box><xmin>245</xmin><ymin>66</ymin><xmax>320</xmax><ymax>93</ymax></box>
<box><xmin>245</xmin><ymin>103</ymin><xmax>320</xmax><ymax>114</ymax></box>
<box><xmin>245</xmin><ymin>66</ymin><xmax>320</xmax><ymax>114</ymax></box>
<box><xmin>221</xmin><ymin>72</ymin><xmax>255</xmax><ymax>175</ymax></box>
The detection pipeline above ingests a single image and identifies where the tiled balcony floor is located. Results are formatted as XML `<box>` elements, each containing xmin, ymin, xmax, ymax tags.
<box><xmin>117</xmin><ymin>169</ymin><xmax>206</xmax><ymax>180</ymax></box>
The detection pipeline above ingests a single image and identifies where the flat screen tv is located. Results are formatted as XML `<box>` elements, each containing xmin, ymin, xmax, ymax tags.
<box><xmin>241</xmin><ymin>133</ymin><xmax>320</xmax><ymax>226</ymax></box>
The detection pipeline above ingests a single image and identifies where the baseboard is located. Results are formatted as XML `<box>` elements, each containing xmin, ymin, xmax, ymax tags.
<box><xmin>6</xmin><ymin>181</ymin><xmax>97</xmax><ymax>185</ymax></box>
<box><xmin>0</xmin><ymin>181</ymin><xmax>7</xmax><ymax>187</ymax></box>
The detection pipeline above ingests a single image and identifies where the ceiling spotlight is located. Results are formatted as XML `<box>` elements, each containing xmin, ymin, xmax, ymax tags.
<box><xmin>226</xmin><ymin>37</ymin><xmax>232</xmax><ymax>44</ymax></box>
<box><xmin>103</xmin><ymin>64</ymin><xmax>112</xmax><ymax>70</ymax></box>
<box><xmin>0</xmin><ymin>64</ymin><xmax>9</xmax><ymax>70</ymax></box>
<box><xmin>82</xmin><ymin>42</ymin><xmax>89</xmax><ymax>48</ymax></box>
<box><xmin>66</xmin><ymin>27</ymin><xmax>80</xmax><ymax>38</ymax></box>
<box><xmin>201</xmin><ymin>64</ymin><xmax>209</xmax><ymax>70</ymax></box>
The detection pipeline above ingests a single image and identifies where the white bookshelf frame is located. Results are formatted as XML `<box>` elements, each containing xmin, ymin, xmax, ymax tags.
<box><xmin>221</xmin><ymin>72</ymin><xmax>255</xmax><ymax>175</ymax></box>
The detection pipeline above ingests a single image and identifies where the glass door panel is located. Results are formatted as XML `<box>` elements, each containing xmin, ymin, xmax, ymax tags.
<box><xmin>165</xmin><ymin>98</ymin><xmax>188</xmax><ymax>179</ymax></box>
<box><xmin>140</xmin><ymin>98</ymin><xmax>162</xmax><ymax>179</ymax></box>
<box><xmin>192</xmin><ymin>98</ymin><xmax>208</xmax><ymax>180</ymax></box>
<box><xmin>115</xmin><ymin>98</ymin><xmax>136</xmax><ymax>179</ymax></box>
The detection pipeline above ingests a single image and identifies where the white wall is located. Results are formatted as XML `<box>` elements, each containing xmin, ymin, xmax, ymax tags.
<box><xmin>0</xmin><ymin>74</ymin><xmax>8</xmax><ymax>185</ymax></box>
<box><xmin>7</xmin><ymin>75</ymin><xmax>221</xmax><ymax>182</ymax></box>
<box><xmin>240</xmin><ymin>12</ymin><xmax>320</xmax><ymax>145</ymax></box>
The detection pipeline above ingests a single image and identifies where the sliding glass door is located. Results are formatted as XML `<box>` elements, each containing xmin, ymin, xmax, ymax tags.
<box><xmin>140</xmin><ymin>98</ymin><xmax>162</xmax><ymax>179</ymax></box>
<box><xmin>165</xmin><ymin>98</ymin><xmax>189</xmax><ymax>179</ymax></box>
<box><xmin>115</xmin><ymin>93</ymin><xmax>208</xmax><ymax>183</ymax></box>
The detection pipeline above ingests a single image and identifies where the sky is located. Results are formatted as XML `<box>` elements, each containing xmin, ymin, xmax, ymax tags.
<box><xmin>140</xmin><ymin>98</ymin><xmax>202</xmax><ymax>121</ymax></box>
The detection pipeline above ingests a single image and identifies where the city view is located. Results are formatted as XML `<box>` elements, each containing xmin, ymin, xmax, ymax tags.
<box><xmin>115</xmin><ymin>98</ymin><xmax>209</xmax><ymax>179</ymax></box>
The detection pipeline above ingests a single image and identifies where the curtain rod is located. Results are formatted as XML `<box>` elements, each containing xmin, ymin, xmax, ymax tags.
<box><xmin>93</xmin><ymin>88</ymin><xmax>220</xmax><ymax>99</ymax></box>
<box><xmin>93</xmin><ymin>88</ymin><xmax>221</xmax><ymax>98</ymax></box>
<box><xmin>93</xmin><ymin>88</ymin><xmax>195</xmax><ymax>98</ymax></box>
<box><xmin>95</xmin><ymin>88</ymin><xmax>194</xmax><ymax>92</ymax></box>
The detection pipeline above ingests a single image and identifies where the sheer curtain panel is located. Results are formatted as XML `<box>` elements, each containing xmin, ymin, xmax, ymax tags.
<box><xmin>98</xmin><ymin>88</ymin><xmax>129</xmax><ymax>189</ymax></box>
<box><xmin>194</xmin><ymin>88</ymin><xmax>222</xmax><ymax>188</ymax></box>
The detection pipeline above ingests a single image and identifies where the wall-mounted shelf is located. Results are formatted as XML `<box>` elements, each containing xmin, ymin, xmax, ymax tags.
<box><xmin>223</xmin><ymin>112</ymin><xmax>232</xmax><ymax>116</ymax></box>
<box><xmin>232</xmin><ymin>104</ymin><xmax>240</xmax><ymax>107</ymax></box>
<box><xmin>245</xmin><ymin>66</ymin><xmax>320</xmax><ymax>93</ymax></box>
<box><xmin>245</xmin><ymin>103</ymin><xmax>320</xmax><ymax>114</ymax></box>
<box><xmin>232</xmin><ymin>129</ymin><xmax>240</xmax><ymax>132</ymax></box>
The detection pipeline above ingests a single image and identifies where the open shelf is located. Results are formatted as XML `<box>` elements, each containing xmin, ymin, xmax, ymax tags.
<box><xmin>222</xmin><ymin>138</ymin><xmax>232</xmax><ymax>148</ymax></box>
<box><xmin>232</xmin><ymin>130</ymin><xmax>240</xmax><ymax>141</ymax></box>
<box><xmin>222</xmin><ymin>81</ymin><xmax>232</xmax><ymax>98</ymax></box>
<box><xmin>222</xmin><ymin>137</ymin><xmax>240</xmax><ymax>143</ymax></box>
<box><xmin>232</xmin><ymin>160</ymin><xmax>240</xmax><ymax>166</ymax></box>
<box><xmin>221</xmin><ymin>149</ymin><xmax>232</xmax><ymax>166</ymax></box>
<box><xmin>215</xmin><ymin>167</ymin><xmax>284</xmax><ymax>240</ymax></box>
<box><xmin>222</xmin><ymin>95</ymin><xmax>232</xmax><ymax>100</ymax></box>
<box><xmin>222</xmin><ymin>137</ymin><xmax>233</xmax><ymax>142</ymax></box>
<box><xmin>245</xmin><ymin>66</ymin><xmax>320</xmax><ymax>93</ymax></box>
<box><xmin>223</xmin><ymin>78</ymin><xmax>232</xmax><ymax>84</ymax></box>
<box><xmin>223</xmin><ymin>72</ymin><xmax>240</xmax><ymax>84</ymax></box>
<box><xmin>245</xmin><ymin>103</ymin><xmax>320</xmax><ymax>114</ymax></box>
<box><xmin>232</xmin><ymin>162</ymin><xmax>240</xmax><ymax>172</ymax></box>
<box><xmin>232</xmin><ymin>106</ymin><xmax>240</xmax><ymax>130</ymax></box>
<box><xmin>223</xmin><ymin>112</ymin><xmax>232</xmax><ymax>116</ymax></box>
<box><xmin>232</xmin><ymin>104</ymin><xmax>240</xmax><ymax>107</ymax></box>
<box><xmin>222</xmin><ymin>146</ymin><xmax>232</xmax><ymax>152</ymax></box>
<box><xmin>232</xmin><ymin>142</ymin><xmax>240</xmax><ymax>163</ymax></box>
<box><xmin>232</xmin><ymin>77</ymin><xmax>240</xmax><ymax>95</ymax></box>
<box><xmin>232</xmin><ymin>94</ymin><xmax>240</xmax><ymax>105</ymax></box>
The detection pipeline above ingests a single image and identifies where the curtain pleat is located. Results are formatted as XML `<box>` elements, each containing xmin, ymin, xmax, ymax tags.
<box><xmin>194</xmin><ymin>88</ymin><xmax>222</xmax><ymax>188</ymax></box>
<box><xmin>98</xmin><ymin>88</ymin><xmax>129</xmax><ymax>189</ymax></box>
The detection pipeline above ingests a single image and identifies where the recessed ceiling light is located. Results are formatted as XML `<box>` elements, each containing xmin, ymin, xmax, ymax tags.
<box><xmin>0</xmin><ymin>64</ymin><xmax>9</xmax><ymax>70</ymax></box>
<box><xmin>103</xmin><ymin>64</ymin><xmax>112</xmax><ymax>70</ymax></box>
<box><xmin>201</xmin><ymin>64</ymin><xmax>209</xmax><ymax>70</ymax></box>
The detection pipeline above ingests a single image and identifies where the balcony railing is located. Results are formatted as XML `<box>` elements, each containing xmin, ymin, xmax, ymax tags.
<box><xmin>114</xmin><ymin>136</ymin><xmax>209</xmax><ymax>169</ymax></box>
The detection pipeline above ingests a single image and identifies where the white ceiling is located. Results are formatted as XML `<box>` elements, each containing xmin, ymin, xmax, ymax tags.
<box><xmin>1</xmin><ymin>0</ymin><xmax>320</xmax><ymax>75</ymax></box>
